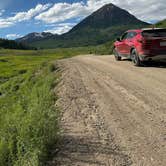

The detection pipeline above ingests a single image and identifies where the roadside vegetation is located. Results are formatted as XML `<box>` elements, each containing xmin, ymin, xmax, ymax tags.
<box><xmin>0</xmin><ymin>46</ymin><xmax>111</xmax><ymax>166</ymax></box>
<box><xmin>0</xmin><ymin>49</ymin><xmax>61</xmax><ymax>166</ymax></box>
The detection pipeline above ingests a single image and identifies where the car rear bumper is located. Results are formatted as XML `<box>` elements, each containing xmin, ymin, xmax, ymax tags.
<box><xmin>139</xmin><ymin>54</ymin><xmax>166</xmax><ymax>61</ymax></box>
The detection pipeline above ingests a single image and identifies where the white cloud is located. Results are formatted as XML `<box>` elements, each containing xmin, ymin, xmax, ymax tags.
<box><xmin>44</xmin><ymin>23</ymin><xmax>77</xmax><ymax>34</ymax></box>
<box><xmin>109</xmin><ymin>0</ymin><xmax>166</xmax><ymax>22</ymax></box>
<box><xmin>35</xmin><ymin>1</ymin><xmax>117</xmax><ymax>24</ymax></box>
<box><xmin>6</xmin><ymin>33</ymin><xmax>22</xmax><ymax>39</ymax></box>
<box><xmin>0</xmin><ymin>20</ymin><xmax>13</xmax><ymax>28</ymax></box>
<box><xmin>0</xmin><ymin>0</ymin><xmax>166</xmax><ymax>32</ymax></box>
<box><xmin>0</xmin><ymin>4</ymin><xmax>51</xmax><ymax>28</ymax></box>
<box><xmin>8</xmin><ymin>4</ymin><xmax>51</xmax><ymax>22</ymax></box>
<box><xmin>36</xmin><ymin>0</ymin><xmax>166</xmax><ymax>24</ymax></box>
<box><xmin>36</xmin><ymin>2</ymin><xmax>88</xmax><ymax>23</ymax></box>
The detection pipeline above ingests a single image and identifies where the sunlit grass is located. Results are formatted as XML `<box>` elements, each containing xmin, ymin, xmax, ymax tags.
<box><xmin>0</xmin><ymin>46</ymin><xmax>111</xmax><ymax>165</ymax></box>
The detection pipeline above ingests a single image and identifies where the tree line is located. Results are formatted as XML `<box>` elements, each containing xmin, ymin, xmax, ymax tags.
<box><xmin>0</xmin><ymin>38</ymin><xmax>36</xmax><ymax>50</ymax></box>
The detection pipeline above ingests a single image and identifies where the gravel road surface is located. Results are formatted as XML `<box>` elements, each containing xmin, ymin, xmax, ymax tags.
<box><xmin>49</xmin><ymin>55</ymin><xmax>166</xmax><ymax>166</ymax></box>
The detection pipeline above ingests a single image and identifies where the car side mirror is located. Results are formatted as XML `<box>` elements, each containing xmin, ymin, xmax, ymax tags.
<box><xmin>116</xmin><ymin>37</ymin><xmax>121</xmax><ymax>42</ymax></box>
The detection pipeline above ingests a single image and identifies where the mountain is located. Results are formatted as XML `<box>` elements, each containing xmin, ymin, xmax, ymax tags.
<box><xmin>17</xmin><ymin>3</ymin><xmax>150</xmax><ymax>49</ymax></box>
<box><xmin>156</xmin><ymin>19</ymin><xmax>166</xmax><ymax>28</ymax></box>
<box><xmin>16</xmin><ymin>32</ymin><xmax>55</xmax><ymax>43</ymax></box>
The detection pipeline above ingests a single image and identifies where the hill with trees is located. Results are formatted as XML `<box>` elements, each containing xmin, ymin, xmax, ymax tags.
<box><xmin>17</xmin><ymin>3</ymin><xmax>150</xmax><ymax>49</ymax></box>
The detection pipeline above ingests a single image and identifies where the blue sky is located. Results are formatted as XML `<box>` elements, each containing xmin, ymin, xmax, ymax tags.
<box><xmin>0</xmin><ymin>0</ymin><xmax>165</xmax><ymax>39</ymax></box>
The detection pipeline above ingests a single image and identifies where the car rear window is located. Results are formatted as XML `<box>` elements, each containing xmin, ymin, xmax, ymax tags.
<box><xmin>142</xmin><ymin>29</ymin><xmax>166</xmax><ymax>37</ymax></box>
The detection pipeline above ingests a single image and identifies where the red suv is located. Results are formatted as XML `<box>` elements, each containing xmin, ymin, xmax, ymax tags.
<box><xmin>113</xmin><ymin>28</ymin><xmax>166</xmax><ymax>66</ymax></box>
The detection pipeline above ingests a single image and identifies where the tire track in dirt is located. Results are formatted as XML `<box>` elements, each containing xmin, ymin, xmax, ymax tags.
<box><xmin>49</xmin><ymin>55</ymin><xmax>166</xmax><ymax>166</ymax></box>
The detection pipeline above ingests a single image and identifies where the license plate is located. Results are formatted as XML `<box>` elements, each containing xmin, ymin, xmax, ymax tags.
<box><xmin>160</xmin><ymin>42</ymin><xmax>166</xmax><ymax>46</ymax></box>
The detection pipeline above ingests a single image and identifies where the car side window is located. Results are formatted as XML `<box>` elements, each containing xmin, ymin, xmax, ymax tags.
<box><xmin>127</xmin><ymin>32</ymin><xmax>137</xmax><ymax>39</ymax></box>
<box><xmin>121</xmin><ymin>33</ymin><xmax>128</xmax><ymax>40</ymax></box>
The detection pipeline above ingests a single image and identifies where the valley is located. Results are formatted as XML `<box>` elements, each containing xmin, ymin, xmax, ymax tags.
<box><xmin>0</xmin><ymin>1</ymin><xmax>166</xmax><ymax>166</ymax></box>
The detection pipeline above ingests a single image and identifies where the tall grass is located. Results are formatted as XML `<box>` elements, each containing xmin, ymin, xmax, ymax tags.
<box><xmin>0</xmin><ymin>46</ymin><xmax>112</xmax><ymax>165</ymax></box>
<box><xmin>0</xmin><ymin>62</ymin><xmax>60</xmax><ymax>165</ymax></box>
<box><xmin>0</xmin><ymin>64</ymin><xmax>58</xmax><ymax>166</ymax></box>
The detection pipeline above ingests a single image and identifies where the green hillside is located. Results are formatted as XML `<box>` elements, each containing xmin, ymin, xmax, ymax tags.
<box><xmin>30</xmin><ymin>25</ymin><xmax>147</xmax><ymax>49</ymax></box>
<box><xmin>18</xmin><ymin>3</ymin><xmax>149</xmax><ymax>49</ymax></box>
<box><xmin>156</xmin><ymin>19</ymin><xmax>166</xmax><ymax>28</ymax></box>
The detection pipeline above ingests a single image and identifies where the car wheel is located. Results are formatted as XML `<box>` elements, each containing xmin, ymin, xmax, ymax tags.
<box><xmin>131</xmin><ymin>49</ymin><xmax>142</xmax><ymax>66</ymax></box>
<box><xmin>113</xmin><ymin>48</ymin><xmax>121</xmax><ymax>61</ymax></box>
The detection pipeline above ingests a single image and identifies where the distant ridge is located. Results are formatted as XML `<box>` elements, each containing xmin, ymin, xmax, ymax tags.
<box><xmin>17</xmin><ymin>3</ymin><xmax>150</xmax><ymax>49</ymax></box>
<box><xmin>16</xmin><ymin>32</ymin><xmax>55</xmax><ymax>43</ymax></box>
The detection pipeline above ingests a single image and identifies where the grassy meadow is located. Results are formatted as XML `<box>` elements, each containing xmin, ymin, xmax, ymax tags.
<box><xmin>0</xmin><ymin>46</ymin><xmax>111</xmax><ymax>166</ymax></box>
<box><xmin>0</xmin><ymin>49</ymin><xmax>62</xmax><ymax>166</ymax></box>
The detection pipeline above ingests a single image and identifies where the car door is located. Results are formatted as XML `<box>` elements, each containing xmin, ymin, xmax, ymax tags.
<box><xmin>116</xmin><ymin>32</ymin><xmax>128</xmax><ymax>54</ymax></box>
<box><xmin>123</xmin><ymin>32</ymin><xmax>137</xmax><ymax>55</ymax></box>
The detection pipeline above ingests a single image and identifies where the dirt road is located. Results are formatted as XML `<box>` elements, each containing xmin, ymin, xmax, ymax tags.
<box><xmin>50</xmin><ymin>55</ymin><xmax>166</xmax><ymax>166</ymax></box>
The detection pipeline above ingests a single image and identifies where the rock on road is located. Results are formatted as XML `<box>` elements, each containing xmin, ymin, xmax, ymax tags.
<box><xmin>50</xmin><ymin>55</ymin><xmax>166</xmax><ymax>166</ymax></box>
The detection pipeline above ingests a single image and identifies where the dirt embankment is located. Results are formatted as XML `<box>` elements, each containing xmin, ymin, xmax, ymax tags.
<box><xmin>49</xmin><ymin>55</ymin><xmax>166</xmax><ymax>166</ymax></box>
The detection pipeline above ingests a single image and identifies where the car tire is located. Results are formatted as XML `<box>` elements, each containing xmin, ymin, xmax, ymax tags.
<box><xmin>131</xmin><ymin>49</ymin><xmax>142</xmax><ymax>66</ymax></box>
<box><xmin>113</xmin><ymin>48</ymin><xmax>121</xmax><ymax>61</ymax></box>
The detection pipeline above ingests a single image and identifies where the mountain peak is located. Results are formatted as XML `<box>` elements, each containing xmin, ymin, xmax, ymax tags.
<box><xmin>70</xmin><ymin>3</ymin><xmax>148</xmax><ymax>31</ymax></box>
<box><xmin>100</xmin><ymin>3</ymin><xmax>119</xmax><ymax>9</ymax></box>
<box><xmin>16</xmin><ymin>3</ymin><xmax>149</xmax><ymax>48</ymax></box>
<box><xmin>16</xmin><ymin>32</ymin><xmax>54</xmax><ymax>43</ymax></box>
<box><xmin>95</xmin><ymin>3</ymin><xmax>124</xmax><ymax>13</ymax></box>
